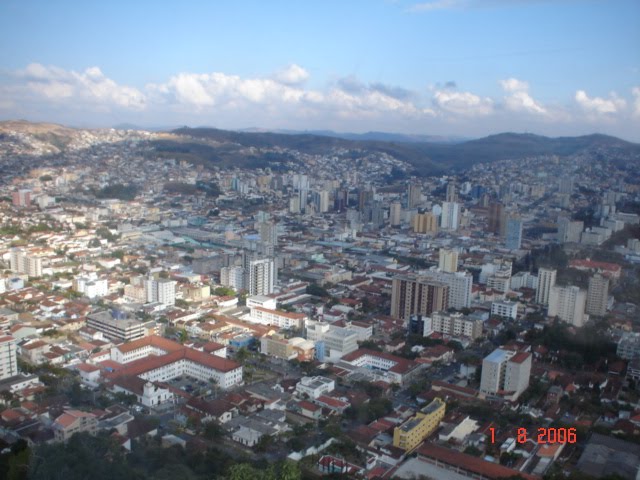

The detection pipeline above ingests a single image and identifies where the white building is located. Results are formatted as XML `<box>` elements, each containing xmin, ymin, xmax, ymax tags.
<box><xmin>145</xmin><ymin>277</ymin><xmax>176</xmax><ymax>306</ymax></box>
<box><xmin>536</xmin><ymin>268</ymin><xmax>557</xmax><ymax>305</ymax></box>
<box><xmin>305</xmin><ymin>320</ymin><xmax>358</xmax><ymax>362</ymax></box>
<box><xmin>9</xmin><ymin>248</ymin><xmax>43</xmax><ymax>278</ymax></box>
<box><xmin>548</xmin><ymin>285</ymin><xmax>587</xmax><ymax>327</ymax></box>
<box><xmin>246</xmin><ymin>257</ymin><xmax>276</xmax><ymax>296</ymax></box>
<box><xmin>0</xmin><ymin>335</ymin><xmax>18</xmax><ymax>380</ymax></box>
<box><xmin>480</xmin><ymin>348</ymin><xmax>531</xmax><ymax>401</ymax></box>
<box><xmin>87</xmin><ymin>311</ymin><xmax>147</xmax><ymax>342</ymax></box>
<box><xmin>422</xmin><ymin>270</ymin><xmax>472</xmax><ymax>309</ymax></box>
<box><xmin>491</xmin><ymin>301</ymin><xmax>518</xmax><ymax>320</ymax></box>
<box><xmin>246</xmin><ymin>295</ymin><xmax>277</xmax><ymax>310</ymax></box>
<box><xmin>295</xmin><ymin>376</ymin><xmax>335</xmax><ymax>399</ymax></box>
<box><xmin>424</xmin><ymin>312</ymin><xmax>483</xmax><ymax>340</ymax></box>
<box><xmin>438</xmin><ymin>249</ymin><xmax>458</xmax><ymax>273</ymax></box>
<box><xmin>510</xmin><ymin>272</ymin><xmax>538</xmax><ymax>291</ymax></box>
<box><xmin>220</xmin><ymin>266</ymin><xmax>245</xmax><ymax>292</ymax></box>
<box><xmin>248</xmin><ymin>307</ymin><xmax>307</xmax><ymax>330</ymax></box>
<box><xmin>440</xmin><ymin>202</ymin><xmax>460</xmax><ymax>231</ymax></box>
<box><xmin>74</xmin><ymin>275</ymin><xmax>108</xmax><ymax>299</ymax></box>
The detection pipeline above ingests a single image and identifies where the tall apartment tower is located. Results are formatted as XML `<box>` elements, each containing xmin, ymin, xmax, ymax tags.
<box><xmin>536</xmin><ymin>268</ymin><xmax>557</xmax><ymax>305</ymax></box>
<box><xmin>12</xmin><ymin>189</ymin><xmax>31</xmax><ymax>207</ymax></box>
<box><xmin>412</xmin><ymin>213</ymin><xmax>438</xmax><ymax>234</ymax></box>
<box><xmin>259</xmin><ymin>221</ymin><xmax>278</xmax><ymax>246</ymax></box>
<box><xmin>0</xmin><ymin>336</ymin><xmax>18</xmax><ymax>380</ymax></box>
<box><xmin>390</xmin><ymin>201</ymin><xmax>402</xmax><ymax>227</ymax></box>
<box><xmin>440</xmin><ymin>202</ymin><xmax>460</xmax><ymax>231</ymax></box>
<box><xmin>407</xmin><ymin>181</ymin><xmax>422</xmax><ymax>208</ymax></box>
<box><xmin>505</xmin><ymin>216</ymin><xmax>523</xmax><ymax>250</ymax></box>
<box><xmin>438</xmin><ymin>249</ymin><xmax>458</xmax><ymax>273</ymax></box>
<box><xmin>548</xmin><ymin>285</ymin><xmax>587</xmax><ymax>327</ymax></box>
<box><xmin>245</xmin><ymin>257</ymin><xmax>277</xmax><ymax>296</ymax></box>
<box><xmin>488</xmin><ymin>201</ymin><xmax>504</xmax><ymax>235</ymax></box>
<box><xmin>480</xmin><ymin>348</ymin><xmax>531</xmax><ymax>400</ymax></box>
<box><xmin>586</xmin><ymin>274</ymin><xmax>609</xmax><ymax>317</ymax></box>
<box><xmin>220</xmin><ymin>266</ymin><xmax>245</xmax><ymax>292</ymax></box>
<box><xmin>391</xmin><ymin>275</ymin><xmax>449</xmax><ymax>321</ymax></box>
<box><xmin>145</xmin><ymin>277</ymin><xmax>177</xmax><ymax>306</ymax></box>
<box><xmin>10</xmin><ymin>248</ymin><xmax>43</xmax><ymax>278</ymax></box>
<box><xmin>446</xmin><ymin>182</ymin><xmax>457</xmax><ymax>203</ymax></box>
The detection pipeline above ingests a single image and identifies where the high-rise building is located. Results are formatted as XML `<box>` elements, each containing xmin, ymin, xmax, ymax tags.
<box><xmin>488</xmin><ymin>201</ymin><xmax>504</xmax><ymax>235</ymax></box>
<box><xmin>548</xmin><ymin>285</ymin><xmax>587</xmax><ymax>327</ymax></box>
<box><xmin>440</xmin><ymin>202</ymin><xmax>460</xmax><ymax>231</ymax></box>
<box><xmin>480</xmin><ymin>348</ymin><xmax>531</xmax><ymax>400</ymax></box>
<box><xmin>390</xmin><ymin>201</ymin><xmax>402</xmax><ymax>227</ymax></box>
<box><xmin>586</xmin><ymin>274</ymin><xmax>609</xmax><ymax>317</ymax></box>
<box><xmin>505</xmin><ymin>216</ymin><xmax>523</xmax><ymax>250</ymax></box>
<box><xmin>145</xmin><ymin>277</ymin><xmax>176</xmax><ymax>306</ymax></box>
<box><xmin>312</xmin><ymin>190</ymin><xmax>331</xmax><ymax>213</ymax></box>
<box><xmin>259</xmin><ymin>221</ymin><xmax>278</xmax><ymax>246</ymax></box>
<box><xmin>422</xmin><ymin>270</ymin><xmax>472</xmax><ymax>310</ymax></box>
<box><xmin>245</xmin><ymin>257</ymin><xmax>277</xmax><ymax>296</ymax></box>
<box><xmin>536</xmin><ymin>268</ymin><xmax>557</xmax><ymax>305</ymax></box>
<box><xmin>391</xmin><ymin>275</ymin><xmax>449</xmax><ymax>321</ymax></box>
<box><xmin>438</xmin><ymin>249</ymin><xmax>458</xmax><ymax>273</ymax></box>
<box><xmin>9</xmin><ymin>248</ymin><xmax>43</xmax><ymax>278</ymax></box>
<box><xmin>0</xmin><ymin>336</ymin><xmax>18</xmax><ymax>380</ymax></box>
<box><xmin>12</xmin><ymin>189</ymin><xmax>31</xmax><ymax>207</ymax></box>
<box><xmin>220</xmin><ymin>266</ymin><xmax>245</xmax><ymax>292</ymax></box>
<box><xmin>446</xmin><ymin>182</ymin><xmax>457</xmax><ymax>203</ymax></box>
<box><xmin>558</xmin><ymin>175</ymin><xmax>574</xmax><ymax>195</ymax></box>
<box><xmin>412</xmin><ymin>212</ymin><xmax>438</xmax><ymax>234</ymax></box>
<box><xmin>407</xmin><ymin>181</ymin><xmax>422</xmax><ymax>208</ymax></box>
<box><xmin>557</xmin><ymin>217</ymin><xmax>584</xmax><ymax>243</ymax></box>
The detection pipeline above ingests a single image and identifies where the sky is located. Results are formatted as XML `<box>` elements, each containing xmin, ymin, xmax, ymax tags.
<box><xmin>0</xmin><ymin>0</ymin><xmax>639</xmax><ymax>140</ymax></box>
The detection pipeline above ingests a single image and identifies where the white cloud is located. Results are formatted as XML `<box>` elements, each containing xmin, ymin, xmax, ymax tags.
<box><xmin>499</xmin><ymin>77</ymin><xmax>546</xmax><ymax>115</ymax></box>
<box><xmin>632</xmin><ymin>87</ymin><xmax>640</xmax><ymax>117</ymax></box>
<box><xmin>432</xmin><ymin>89</ymin><xmax>493</xmax><ymax>116</ymax></box>
<box><xmin>18</xmin><ymin>63</ymin><xmax>146</xmax><ymax>110</ymax></box>
<box><xmin>575</xmin><ymin>89</ymin><xmax>626</xmax><ymax>115</ymax></box>
<box><xmin>274</xmin><ymin>64</ymin><xmax>310</xmax><ymax>85</ymax></box>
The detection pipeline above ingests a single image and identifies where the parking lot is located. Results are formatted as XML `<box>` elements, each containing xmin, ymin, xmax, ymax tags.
<box><xmin>166</xmin><ymin>375</ymin><xmax>213</xmax><ymax>396</ymax></box>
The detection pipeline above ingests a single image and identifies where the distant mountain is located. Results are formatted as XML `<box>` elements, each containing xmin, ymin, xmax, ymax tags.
<box><xmin>1</xmin><ymin>120</ymin><xmax>638</xmax><ymax>177</ymax></box>
<box><xmin>171</xmin><ymin>127</ymin><xmax>640</xmax><ymax>175</ymax></box>
<box><xmin>244</xmin><ymin>128</ymin><xmax>468</xmax><ymax>144</ymax></box>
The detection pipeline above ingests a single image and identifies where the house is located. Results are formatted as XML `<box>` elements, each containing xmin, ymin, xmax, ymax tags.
<box><xmin>53</xmin><ymin>409</ymin><xmax>98</xmax><ymax>442</ymax></box>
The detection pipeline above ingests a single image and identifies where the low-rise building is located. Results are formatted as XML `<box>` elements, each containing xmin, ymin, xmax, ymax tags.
<box><xmin>393</xmin><ymin>398</ymin><xmax>446</xmax><ymax>451</ymax></box>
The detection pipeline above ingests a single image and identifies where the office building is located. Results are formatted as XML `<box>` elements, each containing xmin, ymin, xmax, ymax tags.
<box><xmin>488</xmin><ymin>201</ymin><xmax>504</xmax><ymax>235</ymax></box>
<box><xmin>480</xmin><ymin>348</ymin><xmax>531</xmax><ymax>401</ymax></box>
<box><xmin>548</xmin><ymin>285</ymin><xmax>587</xmax><ymax>327</ymax></box>
<box><xmin>407</xmin><ymin>181</ymin><xmax>422</xmax><ymax>208</ymax></box>
<box><xmin>586</xmin><ymin>274</ymin><xmax>609</xmax><ymax>317</ymax></box>
<box><xmin>446</xmin><ymin>182</ymin><xmax>457</xmax><ymax>203</ymax></box>
<box><xmin>391</xmin><ymin>275</ymin><xmax>449</xmax><ymax>321</ymax></box>
<box><xmin>505</xmin><ymin>216</ymin><xmax>523</xmax><ymax>250</ymax></box>
<box><xmin>438</xmin><ymin>248</ymin><xmax>458</xmax><ymax>273</ymax></box>
<box><xmin>535</xmin><ymin>268</ymin><xmax>557</xmax><ymax>305</ymax></box>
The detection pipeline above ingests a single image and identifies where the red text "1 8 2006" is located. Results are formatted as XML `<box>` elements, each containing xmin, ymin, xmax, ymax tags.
<box><xmin>489</xmin><ymin>427</ymin><xmax>577</xmax><ymax>444</ymax></box>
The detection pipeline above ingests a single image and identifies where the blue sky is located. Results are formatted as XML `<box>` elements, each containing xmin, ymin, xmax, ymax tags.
<box><xmin>1</xmin><ymin>0</ymin><xmax>639</xmax><ymax>140</ymax></box>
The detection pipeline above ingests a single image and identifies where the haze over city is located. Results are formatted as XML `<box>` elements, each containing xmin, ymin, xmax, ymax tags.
<box><xmin>0</xmin><ymin>0</ymin><xmax>639</xmax><ymax>140</ymax></box>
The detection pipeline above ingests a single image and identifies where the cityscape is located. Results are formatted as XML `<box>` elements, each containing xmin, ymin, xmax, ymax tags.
<box><xmin>1</xmin><ymin>1</ymin><xmax>640</xmax><ymax>480</ymax></box>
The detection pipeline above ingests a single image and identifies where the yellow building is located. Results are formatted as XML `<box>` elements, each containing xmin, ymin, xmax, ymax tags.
<box><xmin>412</xmin><ymin>213</ymin><xmax>438</xmax><ymax>234</ymax></box>
<box><xmin>393</xmin><ymin>397</ymin><xmax>445</xmax><ymax>451</ymax></box>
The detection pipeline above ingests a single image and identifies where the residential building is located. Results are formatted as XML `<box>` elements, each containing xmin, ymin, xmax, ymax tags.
<box><xmin>73</xmin><ymin>275</ymin><xmax>108</xmax><ymax>299</ymax></box>
<box><xmin>440</xmin><ymin>202</ymin><xmax>460</xmax><ymax>231</ymax></box>
<box><xmin>53</xmin><ymin>410</ymin><xmax>98</xmax><ymax>442</ymax></box>
<box><xmin>0</xmin><ymin>335</ymin><xmax>18</xmax><ymax>380</ymax></box>
<box><xmin>9</xmin><ymin>248</ymin><xmax>43</xmax><ymax>277</ymax></box>
<box><xmin>412</xmin><ymin>212</ymin><xmax>438</xmax><ymax>234</ymax></box>
<box><xmin>488</xmin><ymin>201</ymin><xmax>504</xmax><ymax>235</ymax></box>
<box><xmin>617</xmin><ymin>333</ymin><xmax>640</xmax><ymax>360</ymax></box>
<box><xmin>248</xmin><ymin>306</ymin><xmax>307</xmax><ymax>330</ymax></box>
<box><xmin>421</xmin><ymin>312</ymin><xmax>483</xmax><ymax>340</ymax></box>
<box><xmin>390</xmin><ymin>201</ymin><xmax>402</xmax><ymax>227</ymax></box>
<box><xmin>260</xmin><ymin>334</ymin><xmax>315</xmax><ymax>361</ymax></box>
<box><xmin>505</xmin><ymin>216</ymin><xmax>523</xmax><ymax>250</ymax></box>
<box><xmin>438</xmin><ymin>248</ymin><xmax>458</xmax><ymax>273</ymax></box>
<box><xmin>536</xmin><ymin>268</ymin><xmax>557</xmax><ymax>305</ymax></box>
<box><xmin>558</xmin><ymin>217</ymin><xmax>584</xmax><ymax>243</ymax></box>
<box><xmin>391</xmin><ymin>275</ymin><xmax>449</xmax><ymax>321</ymax></box>
<box><xmin>586</xmin><ymin>274</ymin><xmax>609</xmax><ymax>317</ymax></box>
<box><xmin>393</xmin><ymin>398</ymin><xmax>446</xmax><ymax>451</ymax></box>
<box><xmin>491</xmin><ymin>301</ymin><xmax>518</xmax><ymax>320</ymax></box>
<box><xmin>480</xmin><ymin>348</ymin><xmax>531</xmax><ymax>401</ymax></box>
<box><xmin>220</xmin><ymin>266</ymin><xmax>245</xmax><ymax>292</ymax></box>
<box><xmin>407</xmin><ymin>181</ymin><xmax>421</xmax><ymax>208</ymax></box>
<box><xmin>422</xmin><ymin>270</ymin><xmax>472</xmax><ymax>309</ymax></box>
<box><xmin>145</xmin><ymin>277</ymin><xmax>176</xmax><ymax>306</ymax></box>
<box><xmin>245</xmin><ymin>257</ymin><xmax>277</xmax><ymax>296</ymax></box>
<box><xmin>548</xmin><ymin>285</ymin><xmax>588</xmax><ymax>327</ymax></box>
<box><xmin>12</xmin><ymin>189</ymin><xmax>31</xmax><ymax>207</ymax></box>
